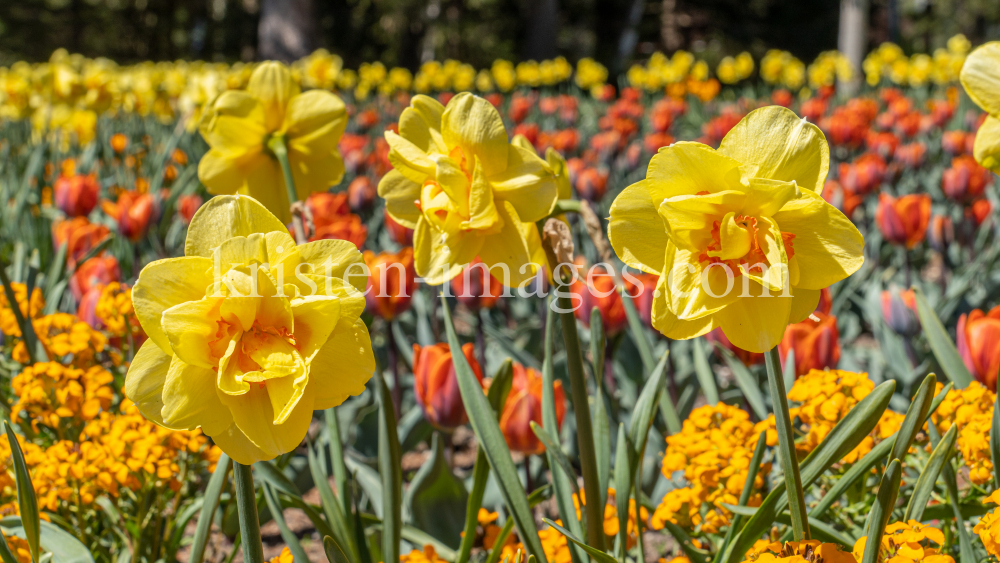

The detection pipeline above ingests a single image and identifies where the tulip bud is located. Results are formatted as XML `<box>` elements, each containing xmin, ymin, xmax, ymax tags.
<box><xmin>499</xmin><ymin>362</ymin><xmax>565</xmax><ymax>455</ymax></box>
<box><xmin>779</xmin><ymin>312</ymin><xmax>841</xmax><ymax>376</ymax></box>
<box><xmin>927</xmin><ymin>215</ymin><xmax>954</xmax><ymax>253</ymax></box>
<box><xmin>956</xmin><ymin>305</ymin><xmax>1000</xmax><ymax>390</ymax></box>
<box><xmin>413</xmin><ymin>343</ymin><xmax>484</xmax><ymax>430</ymax></box>
<box><xmin>364</xmin><ymin>248</ymin><xmax>416</xmax><ymax>320</ymax></box>
<box><xmin>942</xmin><ymin>155</ymin><xmax>991</xmax><ymax>201</ymax></box>
<box><xmin>102</xmin><ymin>191</ymin><xmax>158</xmax><ymax>242</ymax></box>
<box><xmin>571</xmin><ymin>264</ymin><xmax>626</xmax><ymax>336</ymax></box>
<box><xmin>880</xmin><ymin>287</ymin><xmax>920</xmax><ymax>336</ymax></box>
<box><xmin>450</xmin><ymin>258</ymin><xmax>504</xmax><ymax>311</ymax></box>
<box><xmin>348</xmin><ymin>177</ymin><xmax>376</xmax><ymax>212</ymax></box>
<box><xmin>875</xmin><ymin>193</ymin><xmax>931</xmax><ymax>248</ymax></box>
<box><xmin>52</xmin><ymin>217</ymin><xmax>110</xmax><ymax>268</ymax></box>
<box><xmin>941</xmin><ymin>130</ymin><xmax>968</xmax><ymax>155</ymax></box>
<box><xmin>54</xmin><ymin>173</ymin><xmax>100</xmax><ymax>217</ymax></box>
<box><xmin>176</xmin><ymin>194</ymin><xmax>203</xmax><ymax>225</ymax></box>
<box><xmin>623</xmin><ymin>271</ymin><xmax>658</xmax><ymax>329</ymax></box>
<box><xmin>70</xmin><ymin>256</ymin><xmax>120</xmax><ymax>301</ymax></box>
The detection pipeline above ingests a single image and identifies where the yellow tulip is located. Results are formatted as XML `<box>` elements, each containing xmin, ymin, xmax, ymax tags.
<box><xmin>197</xmin><ymin>61</ymin><xmax>347</xmax><ymax>223</ymax></box>
<box><xmin>607</xmin><ymin>106</ymin><xmax>864</xmax><ymax>353</ymax></box>
<box><xmin>378</xmin><ymin>93</ymin><xmax>558</xmax><ymax>286</ymax></box>
<box><xmin>125</xmin><ymin>195</ymin><xmax>374</xmax><ymax>464</ymax></box>
<box><xmin>961</xmin><ymin>42</ymin><xmax>1000</xmax><ymax>174</ymax></box>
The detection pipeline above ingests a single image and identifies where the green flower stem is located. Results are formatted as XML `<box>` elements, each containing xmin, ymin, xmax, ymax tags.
<box><xmin>267</xmin><ymin>134</ymin><xmax>307</xmax><ymax>243</ymax></box>
<box><xmin>764</xmin><ymin>345</ymin><xmax>810</xmax><ymax>541</ymax></box>
<box><xmin>233</xmin><ymin>462</ymin><xmax>265</xmax><ymax>563</ymax></box>
<box><xmin>557</xmin><ymin>292</ymin><xmax>606</xmax><ymax>552</ymax></box>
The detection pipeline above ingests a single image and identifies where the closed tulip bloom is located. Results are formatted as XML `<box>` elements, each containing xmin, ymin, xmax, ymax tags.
<box><xmin>957</xmin><ymin>305</ymin><xmax>1000</xmax><ymax>391</ymax></box>
<box><xmin>499</xmin><ymin>362</ymin><xmax>565</xmax><ymax>455</ymax></box>
<box><xmin>364</xmin><ymin>248</ymin><xmax>416</xmax><ymax>320</ymax></box>
<box><xmin>101</xmin><ymin>190</ymin><xmax>158</xmax><ymax>242</ymax></box>
<box><xmin>623</xmin><ymin>271</ymin><xmax>659</xmax><ymax>329</ymax></box>
<box><xmin>960</xmin><ymin>42</ymin><xmax>1000</xmax><ymax>173</ymax></box>
<box><xmin>52</xmin><ymin>217</ymin><xmax>110</xmax><ymax>268</ymax></box>
<box><xmin>942</xmin><ymin>155</ymin><xmax>991</xmax><ymax>201</ymax></box>
<box><xmin>571</xmin><ymin>264</ymin><xmax>626</xmax><ymax>336</ymax></box>
<box><xmin>197</xmin><ymin>62</ymin><xmax>348</xmax><ymax>223</ymax></box>
<box><xmin>779</xmin><ymin>312</ymin><xmax>841</xmax><ymax>376</ymax></box>
<box><xmin>881</xmin><ymin>287</ymin><xmax>920</xmax><ymax>336</ymax></box>
<box><xmin>54</xmin><ymin>172</ymin><xmax>99</xmax><ymax>217</ymax></box>
<box><xmin>412</xmin><ymin>342</ymin><xmax>484</xmax><ymax>430</ymax></box>
<box><xmin>875</xmin><ymin>193</ymin><xmax>931</xmax><ymax>248</ymax></box>
<box><xmin>927</xmin><ymin>215</ymin><xmax>954</xmax><ymax>252</ymax></box>
<box><xmin>70</xmin><ymin>256</ymin><xmax>120</xmax><ymax>301</ymax></box>
<box><xmin>450</xmin><ymin>258</ymin><xmax>504</xmax><ymax>310</ymax></box>
<box><xmin>941</xmin><ymin>130</ymin><xmax>970</xmax><ymax>155</ymax></box>
<box><xmin>608</xmin><ymin>106</ymin><xmax>864</xmax><ymax>353</ymax></box>
<box><xmin>378</xmin><ymin>93</ymin><xmax>558</xmax><ymax>286</ymax></box>
<box><xmin>125</xmin><ymin>195</ymin><xmax>375</xmax><ymax>464</ymax></box>
<box><xmin>177</xmin><ymin>194</ymin><xmax>203</xmax><ymax>224</ymax></box>
<box><xmin>838</xmin><ymin>152</ymin><xmax>886</xmax><ymax>195</ymax></box>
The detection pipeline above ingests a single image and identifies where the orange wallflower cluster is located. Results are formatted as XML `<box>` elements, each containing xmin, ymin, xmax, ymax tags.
<box><xmin>931</xmin><ymin>381</ymin><xmax>996</xmax><ymax>485</ymax></box>
<box><xmin>12</xmin><ymin>312</ymin><xmax>107</xmax><ymax>365</ymax></box>
<box><xmin>0</xmin><ymin>282</ymin><xmax>45</xmax><ymax>337</ymax></box>
<box><xmin>602</xmin><ymin>488</ymin><xmax>649</xmax><ymax>549</ymax></box>
<box><xmin>975</xmin><ymin>490</ymin><xmax>1000</xmax><ymax>557</ymax></box>
<box><xmin>11</xmin><ymin>362</ymin><xmax>114</xmax><ymax>431</ymax></box>
<box><xmin>651</xmin><ymin>403</ymin><xmax>775</xmax><ymax>534</ymax></box>
<box><xmin>852</xmin><ymin>521</ymin><xmax>954</xmax><ymax>563</ymax></box>
<box><xmin>744</xmin><ymin>540</ymin><xmax>857</xmax><ymax>563</ymax></box>
<box><xmin>400</xmin><ymin>546</ymin><xmax>449</xmax><ymax>563</ymax></box>
<box><xmin>93</xmin><ymin>282</ymin><xmax>143</xmax><ymax>339</ymax></box>
<box><xmin>2</xmin><ymin>535</ymin><xmax>31</xmax><ymax>563</ymax></box>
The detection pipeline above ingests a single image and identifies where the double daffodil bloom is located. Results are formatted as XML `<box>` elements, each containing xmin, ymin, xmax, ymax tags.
<box><xmin>198</xmin><ymin>62</ymin><xmax>347</xmax><ymax>223</ymax></box>
<box><xmin>378</xmin><ymin>93</ymin><xmax>558</xmax><ymax>286</ymax></box>
<box><xmin>961</xmin><ymin>42</ymin><xmax>1000</xmax><ymax>173</ymax></box>
<box><xmin>608</xmin><ymin>106</ymin><xmax>864</xmax><ymax>353</ymax></box>
<box><xmin>125</xmin><ymin>195</ymin><xmax>374</xmax><ymax>464</ymax></box>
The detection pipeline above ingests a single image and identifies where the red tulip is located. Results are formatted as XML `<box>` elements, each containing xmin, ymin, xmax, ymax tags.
<box><xmin>450</xmin><ymin>258</ymin><xmax>504</xmax><ymax>311</ymax></box>
<box><xmin>70</xmin><ymin>256</ymin><xmax>120</xmax><ymax>301</ymax></box>
<box><xmin>52</xmin><ymin>217</ymin><xmax>111</xmax><ymax>268</ymax></box>
<box><xmin>821</xmin><ymin>179</ymin><xmax>864</xmax><ymax>218</ymax></box>
<box><xmin>957</xmin><ymin>305</ymin><xmax>1000</xmax><ymax>391</ymax></box>
<box><xmin>575</xmin><ymin>168</ymin><xmax>608</xmax><ymax>202</ymax></box>
<box><xmin>54</xmin><ymin>172</ymin><xmax>100</xmax><ymax>217</ymax></box>
<box><xmin>347</xmin><ymin>177</ymin><xmax>376</xmax><ymax>212</ymax></box>
<box><xmin>942</xmin><ymin>155</ymin><xmax>991</xmax><ymax>201</ymax></box>
<box><xmin>838</xmin><ymin>153</ymin><xmax>886</xmax><ymax>195</ymax></box>
<box><xmin>881</xmin><ymin>287</ymin><xmax>919</xmax><ymax>336</ymax></box>
<box><xmin>176</xmin><ymin>194</ymin><xmax>203</xmax><ymax>224</ymax></box>
<box><xmin>101</xmin><ymin>190</ymin><xmax>157</xmax><ymax>242</ymax></box>
<box><xmin>941</xmin><ymin>131</ymin><xmax>970</xmax><ymax>155</ymax></box>
<box><xmin>571</xmin><ymin>264</ymin><xmax>626</xmax><ymax>336</ymax></box>
<box><xmin>413</xmin><ymin>343</ymin><xmax>484</xmax><ymax>430</ymax></box>
<box><xmin>875</xmin><ymin>193</ymin><xmax>931</xmax><ymax>248</ymax></box>
<box><xmin>779</xmin><ymin>312</ymin><xmax>841</xmax><ymax>376</ymax></box>
<box><xmin>364</xmin><ymin>248</ymin><xmax>416</xmax><ymax>321</ymax></box>
<box><xmin>499</xmin><ymin>362</ymin><xmax>566</xmax><ymax>455</ymax></box>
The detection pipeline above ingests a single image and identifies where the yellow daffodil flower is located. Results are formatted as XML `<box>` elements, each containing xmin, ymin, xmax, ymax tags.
<box><xmin>961</xmin><ymin>42</ymin><xmax>1000</xmax><ymax>173</ymax></box>
<box><xmin>608</xmin><ymin>106</ymin><xmax>864</xmax><ymax>353</ymax></box>
<box><xmin>378</xmin><ymin>93</ymin><xmax>558</xmax><ymax>286</ymax></box>
<box><xmin>125</xmin><ymin>195</ymin><xmax>374</xmax><ymax>464</ymax></box>
<box><xmin>197</xmin><ymin>62</ymin><xmax>348</xmax><ymax>223</ymax></box>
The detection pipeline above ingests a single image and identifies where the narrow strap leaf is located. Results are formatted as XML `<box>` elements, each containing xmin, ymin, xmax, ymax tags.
<box><xmin>693</xmin><ymin>338</ymin><xmax>719</xmax><ymax>405</ymax></box>
<box><xmin>913</xmin><ymin>287</ymin><xmax>973</xmax><ymax>387</ymax></box>
<box><xmin>376</xmin><ymin>373</ymin><xmax>402</xmax><ymax>563</ymax></box>
<box><xmin>4</xmin><ymin>422</ymin><xmax>39</xmax><ymax>563</ymax></box>
<box><xmin>862</xmin><ymin>459</ymin><xmax>901</xmax><ymax>563</ymax></box>
<box><xmin>904</xmin><ymin>424</ymin><xmax>957</xmax><ymax>522</ymax></box>
<box><xmin>189</xmin><ymin>454</ymin><xmax>231</xmax><ymax>563</ymax></box>
<box><xmin>764</xmin><ymin>346</ymin><xmax>809</xmax><ymax>541</ymax></box>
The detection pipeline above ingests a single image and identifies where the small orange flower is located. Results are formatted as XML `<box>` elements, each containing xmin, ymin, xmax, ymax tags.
<box><xmin>110</xmin><ymin>133</ymin><xmax>128</xmax><ymax>154</ymax></box>
<box><xmin>412</xmin><ymin>343</ymin><xmax>484</xmax><ymax>430</ymax></box>
<box><xmin>875</xmin><ymin>193</ymin><xmax>931</xmax><ymax>248</ymax></box>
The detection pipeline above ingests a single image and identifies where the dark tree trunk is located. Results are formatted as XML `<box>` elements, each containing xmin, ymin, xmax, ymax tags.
<box><xmin>524</xmin><ymin>0</ymin><xmax>559</xmax><ymax>61</ymax></box>
<box><xmin>258</xmin><ymin>0</ymin><xmax>318</xmax><ymax>62</ymax></box>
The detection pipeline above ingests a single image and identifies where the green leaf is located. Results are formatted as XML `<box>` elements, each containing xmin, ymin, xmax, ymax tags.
<box><xmin>376</xmin><ymin>373</ymin><xmax>403</xmax><ymax>563</ymax></box>
<box><xmin>279</xmin><ymin>495</ymin><xmax>334</xmax><ymax>541</ymax></box>
<box><xmin>589</xmin><ymin>308</ymin><xmax>612</xmax><ymax>510</ymax></box>
<box><xmin>992</xmin><ymin>390</ymin><xmax>1000</xmax><ymax>490</ymax></box>
<box><xmin>715</xmin><ymin>432</ymin><xmax>768</xmax><ymax>563</ymax></box>
<box><xmin>764</xmin><ymin>347</ymin><xmax>808</xmax><ymax>541</ymax></box>
<box><xmin>0</xmin><ymin>265</ymin><xmax>43</xmax><ymax>364</ymax></box>
<box><xmin>324</xmin><ymin>536</ymin><xmax>351</xmax><ymax>563</ymax></box>
<box><xmin>4</xmin><ymin>423</ymin><xmax>39</xmax><ymax>563</ymax></box>
<box><xmin>724</xmin><ymin>380</ymin><xmax>895</xmax><ymax>563</ymax></box>
<box><xmin>255</xmin><ymin>460</ymin><xmax>300</xmax><ymax>496</ymax></box>
<box><xmin>890</xmin><ymin>373</ymin><xmax>935</xmax><ymax>462</ymax></box>
<box><xmin>358</xmin><ymin>515</ymin><xmax>458</xmax><ymax>561</ymax></box>
<box><xmin>913</xmin><ymin>287</ymin><xmax>973</xmax><ymax>387</ymax></box>
<box><xmin>932</xmin><ymin>422</ymin><xmax>975</xmax><ymax>563</ymax></box>
<box><xmin>530</xmin><ymin>423</ymin><xmax>580</xmax><ymax>500</ymax></box>
<box><xmin>0</xmin><ymin>531</ymin><xmax>19</xmax><ymax>563</ymax></box>
<box><xmin>262</xmin><ymin>483</ymin><xmax>310</xmax><ymax>563</ymax></box>
<box><xmin>904</xmin><ymin>424</ymin><xmax>956</xmax><ymax>522</ymax></box>
<box><xmin>0</xmin><ymin>518</ymin><xmax>93</xmax><ymax>563</ymax></box>
<box><xmin>629</xmin><ymin>351</ymin><xmax>669</xmax><ymax>455</ymax></box>
<box><xmin>484</xmin><ymin>519</ymin><xmax>516</xmax><ymax>563</ymax></box>
<box><xmin>189</xmin><ymin>454</ymin><xmax>231</xmax><ymax>563</ymax></box>
<box><xmin>774</xmin><ymin>514</ymin><xmax>854</xmax><ymax>547</ymax></box>
<box><xmin>693</xmin><ymin>338</ymin><xmax>719</xmax><ymax>405</ymax></box>
<box><xmin>660</xmin><ymin>521</ymin><xmax>710</xmax><ymax>563</ymax></box>
<box><xmin>541</xmin><ymin>519</ymin><xmax>618</xmax><ymax>563</ymax></box>
<box><xmin>41</xmin><ymin>243</ymin><xmax>67</xmax><ymax>301</ymax></box>
<box><xmin>613</xmin><ymin>423</ymin><xmax>633</xmax><ymax>561</ymax></box>
<box><xmin>716</xmin><ymin>345</ymin><xmax>768</xmax><ymax>421</ymax></box>
<box><xmin>441</xmin><ymin>297</ymin><xmax>547</xmax><ymax>563</ymax></box>
<box><xmin>307</xmin><ymin>442</ymin><xmax>358</xmax><ymax>563</ymax></box>
<box><xmin>405</xmin><ymin>433</ymin><xmax>468</xmax><ymax>548</ymax></box>
<box><xmin>861</xmin><ymin>459</ymin><xmax>901</xmax><ymax>563</ymax></box>
<box><xmin>622</xmin><ymin>289</ymin><xmax>656</xmax><ymax>374</ymax></box>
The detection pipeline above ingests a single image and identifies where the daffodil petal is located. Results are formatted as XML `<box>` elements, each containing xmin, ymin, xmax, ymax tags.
<box><xmin>441</xmin><ymin>92</ymin><xmax>509</xmax><ymax>177</ymax></box>
<box><xmin>386</xmin><ymin>130</ymin><xmax>436</xmax><ymax>184</ymax></box>
<box><xmin>413</xmin><ymin>215</ymin><xmax>483</xmax><ymax>285</ymax></box>
<box><xmin>247</xmin><ymin>61</ymin><xmax>300</xmax><ymax>131</ymax></box>
<box><xmin>311</xmin><ymin>317</ymin><xmax>375</xmax><ymax>410</ymax></box>
<box><xmin>289</xmin><ymin>152</ymin><xmax>345</xmax><ymax>200</ymax></box>
<box><xmin>479</xmin><ymin>200</ymin><xmax>538</xmax><ymax>287</ymax></box>
<box><xmin>488</xmin><ymin>144</ymin><xmax>558</xmax><ymax>223</ymax></box>
<box><xmin>742</xmin><ymin>177</ymin><xmax>800</xmax><ymax>218</ymax></box>
<box><xmin>161</xmin><ymin>355</ymin><xmax>230</xmax><ymax>435</ymax></box>
<box><xmin>133</xmin><ymin>256</ymin><xmax>215</xmax><ymax>355</ymax></box>
<box><xmin>974</xmin><ymin>115</ymin><xmax>1000</xmax><ymax>174</ymax></box>
<box><xmin>209</xmin><ymin>421</ymin><xmax>271</xmax><ymax>465</ymax></box>
<box><xmin>124</xmin><ymin>340</ymin><xmax>171</xmax><ymax>426</ymax></box>
<box><xmin>185</xmin><ymin>195</ymin><xmax>287</xmax><ymax>258</ymax></box>
<box><xmin>161</xmin><ymin>298</ymin><xmax>225</xmax><ymax>368</ymax></box>
<box><xmin>646</xmin><ymin>142</ymin><xmax>744</xmax><ymax>202</ymax></box>
<box><xmin>199</xmin><ymin>90</ymin><xmax>267</xmax><ymax>152</ymax></box>
<box><xmin>399</xmin><ymin>95</ymin><xmax>446</xmax><ymax>153</ymax></box>
<box><xmin>651</xmin><ymin>271</ymin><xmax>715</xmax><ymax>339</ymax></box>
<box><xmin>265</xmin><ymin>373</ymin><xmax>309</xmax><ymax>425</ymax></box>
<box><xmin>659</xmin><ymin>190</ymin><xmax>746</xmax><ymax>251</ymax></box>
<box><xmin>293</xmin><ymin>239</ymin><xmax>367</xmax><ymax>293</ymax></box>
<box><xmin>789</xmin><ymin>287</ymin><xmax>820</xmax><ymax>324</ymax></box>
<box><xmin>718</xmin><ymin>106</ymin><xmax>830</xmax><ymax>193</ymax></box>
<box><xmin>221</xmin><ymin>384</ymin><xmax>314</xmax><ymax>459</ymax></box>
<box><xmin>663</xmin><ymin>243</ymin><xmax>740</xmax><ymax>320</ymax></box>
<box><xmin>467</xmin><ymin>159</ymin><xmax>500</xmax><ymax>231</ymax></box>
<box><xmin>290</xmin><ymin>295</ymin><xmax>343</xmax><ymax>360</ymax></box>
<box><xmin>773</xmin><ymin>189</ymin><xmax>864</xmax><ymax>290</ymax></box>
<box><xmin>715</xmin><ymin>284</ymin><xmax>793</xmax><ymax>353</ymax></box>
<box><xmin>284</xmin><ymin>90</ymin><xmax>347</xmax><ymax>157</ymax></box>
<box><xmin>198</xmin><ymin>150</ymin><xmax>246</xmax><ymax>195</ymax></box>
<box><xmin>961</xmin><ymin>42</ymin><xmax>1000</xmax><ymax>116</ymax></box>
<box><xmin>608</xmin><ymin>180</ymin><xmax>668</xmax><ymax>274</ymax></box>
<box><xmin>378</xmin><ymin>169</ymin><xmax>422</xmax><ymax>228</ymax></box>
<box><xmin>241</xmin><ymin>157</ymin><xmax>290</xmax><ymax>224</ymax></box>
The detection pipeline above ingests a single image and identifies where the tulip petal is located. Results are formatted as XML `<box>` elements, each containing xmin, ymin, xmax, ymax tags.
<box><xmin>284</xmin><ymin>90</ymin><xmax>347</xmax><ymax>157</ymax></box>
<box><xmin>161</xmin><ymin>298</ymin><xmax>225</xmax><ymax>368</ymax></box>
<box><xmin>399</xmin><ymin>95</ymin><xmax>446</xmax><ymax>153</ymax></box>
<box><xmin>247</xmin><ymin>62</ymin><xmax>301</xmax><ymax>132</ymax></box>
<box><xmin>311</xmin><ymin>318</ymin><xmax>375</xmax><ymax>410</ymax></box>
<box><xmin>608</xmin><ymin>180</ymin><xmax>668</xmax><ymax>274</ymax></box>
<box><xmin>133</xmin><ymin>256</ymin><xmax>215</xmax><ymax>355</ymax></box>
<box><xmin>378</xmin><ymin>170</ymin><xmax>422</xmax><ymax>228</ymax></box>
<box><xmin>479</xmin><ymin>201</ymin><xmax>539</xmax><ymax>287</ymax></box>
<box><xmin>124</xmin><ymin>340</ymin><xmax>172</xmax><ymax>426</ymax></box>
<box><xmin>788</xmin><ymin>288</ymin><xmax>821</xmax><ymax>324</ymax></box>
<box><xmin>651</xmin><ymin>269</ymin><xmax>715</xmax><ymax>339</ymax></box>
<box><xmin>488</xmin><ymin>145</ymin><xmax>558</xmax><ymax>223</ymax></box>
<box><xmin>715</xmin><ymin>284</ymin><xmax>793</xmax><ymax>353</ymax></box>
<box><xmin>198</xmin><ymin>150</ymin><xmax>247</xmax><ymax>195</ymax></box>
<box><xmin>221</xmin><ymin>384</ymin><xmax>315</xmax><ymax>459</ymax></box>
<box><xmin>773</xmin><ymin>189</ymin><xmax>864</xmax><ymax>290</ymax></box>
<box><xmin>413</xmin><ymin>215</ymin><xmax>483</xmax><ymax>285</ymax></box>
<box><xmin>961</xmin><ymin>42</ymin><xmax>1000</xmax><ymax>116</ymax></box>
<box><xmin>974</xmin><ymin>115</ymin><xmax>1000</xmax><ymax>174</ymax></box>
<box><xmin>290</xmin><ymin>295</ymin><xmax>343</xmax><ymax>360</ymax></box>
<box><xmin>161</xmin><ymin>355</ymin><xmax>230</xmax><ymax>435</ymax></box>
<box><xmin>185</xmin><ymin>195</ymin><xmax>288</xmax><ymax>258</ymax></box>
<box><xmin>646</xmin><ymin>142</ymin><xmax>744</xmax><ymax>202</ymax></box>
<box><xmin>662</xmin><ymin>243</ymin><xmax>740</xmax><ymax>320</ymax></box>
<box><xmin>441</xmin><ymin>92</ymin><xmax>510</xmax><ymax>177</ymax></box>
<box><xmin>718</xmin><ymin>106</ymin><xmax>830</xmax><ymax>193</ymax></box>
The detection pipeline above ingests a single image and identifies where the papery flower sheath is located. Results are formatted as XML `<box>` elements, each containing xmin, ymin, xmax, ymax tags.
<box><xmin>125</xmin><ymin>195</ymin><xmax>374</xmax><ymax>464</ymax></box>
<box><xmin>608</xmin><ymin>106</ymin><xmax>864</xmax><ymax>353</ymax></box>
<box><xmin>197</xmin><ymin>62</ymin><xmax>348</xmax><ymax>223</ymax></box>
<box><xmin>378</xmin><ymin>93</ymin><xmax>558</xmax><ymax>286</ymax></box>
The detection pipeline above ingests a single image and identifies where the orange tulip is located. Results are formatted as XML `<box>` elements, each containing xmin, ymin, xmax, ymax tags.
<box><xmin>101</xmin><ymin>190</ymin><xmax>157</xmax><ymax>242</ymax></box>
<box><xmin>623</xmin><ymin>271</ymin><xmax>659</xmax><ymax>329</ymax></box>
<box><xmin>307</xmin><ymin>192</ymin><xmax>368</xmax><ymax>247</ymax></box>
<box><xmin>875</xmin><ymin>193</ymin><xmax>931</xmax><ymax>248</ymax></box>
<box><xmin>499</xmin><ymin>362</ymin><xmax>565</xmax><ymax>455</ymax></box>
<box><xmin>957</xmin><ymin>305</ymin><xmax>1000</xmax><ymax>391</ymax></box>
<box><xmin>779</xmin><ymin>312</ymin><xmax>841</xmax><ymax>376</ymax></box>
<box><xmin>54</xmin><ymin>172</ymin><xmax>99</xmax><ymax>217</ymax></box>
<box><xmin>51</xmin><ymin>217</ymin><xmax>110</xmax><ymax>268</ymax></box>
<box><xmin>571</xmin><ymin>264</ymin><xmax>626</xmax><ymax>336</ymax></box>
<box><xmin>450</xmin><ymin>259</ymin><xmax>504</xmax><ymax>311</ymax></box>
<box><xmin>942</xmin><ymin>155</ymin><xmax>991</xmax><ymax>201</ymax></box>
<box><xmin>176</xmin><ymin>194</ymin><xmax>203</xmax><ymax>224</ymax></box>
<box><xmin>347</xmin><ymin>176</ymin><xmax>375</xmax><ymax>212</ymax></box>
<box><xmin>364</xmin><ymin>248</ymin><xmax>416</xmax><ymax>320</ymax></box>
<box><xmin>70</xmin><ymin>256</ymin><xmax>120</xmax><ymax>301</ymax></box>
<box><xmin>77</xmin><ymin>284</ymin><xmax>105</xmax><ymax>329</ymax></box>
<box><xmin>838</xmin><ymin>153</ymin><xmax>886</xmax><ymax>195</ymax></box>
<box><xmin>881</xmin><ymin>287</ymin><xmax>919</xmax><ymax>336</ymax></box>
<box><xmin>413</xmin><ymin>343</ymin><xmax>484</xmax><ymax>430</ymax></box>
<box><xmin>927</xmin><ymin>215</ymin><xmax>954</xmax><ymax>252</ymax></box>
